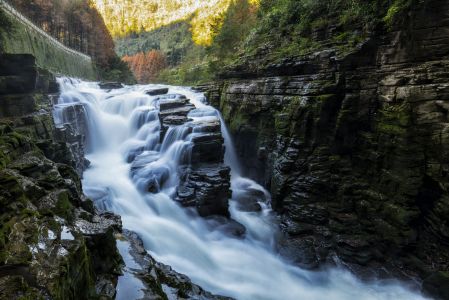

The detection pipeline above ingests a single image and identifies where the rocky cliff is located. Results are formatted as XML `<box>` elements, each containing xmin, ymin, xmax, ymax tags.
<box><xmin>0</xmin><ymin>54</ymin><xmax>122</xmax><ymax>299</ymax></box>
<box><xmin>201</xmin><ymin>0</ymin><xmax>449</xmax><ymax>298</ymax></box>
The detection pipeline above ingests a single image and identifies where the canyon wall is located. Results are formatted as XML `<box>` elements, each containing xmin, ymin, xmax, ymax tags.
<box><xmin>0</xmin><ymin>54</ymin><xmax>121</xmax><ymax>299</ymax></box>
<box><xmin>202</xmin><ymin>0</ymin><xmax>449</xmax><ymax>297</ymax></box>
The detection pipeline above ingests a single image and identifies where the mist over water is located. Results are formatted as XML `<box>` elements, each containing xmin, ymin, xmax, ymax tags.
<box><xmin>54</xmin><ymin>78</ymin><xmax>430</xmax><ymax>300</ymax></box>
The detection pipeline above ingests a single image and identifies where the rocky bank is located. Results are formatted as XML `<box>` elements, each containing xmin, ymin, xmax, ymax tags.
<box><xmin>0</xmin><ymin>54</ymin><xmax>231</xmax><ymax>299</ymax></box>
<box><xmin>200</xmin><ymin>0</ymin><xmax>449</xmax><ymax>298</ymax></box>
<box><xmin>0</xmin><ymin>54</ymin><xmax>122</xmax><ymax>299</ymax></box>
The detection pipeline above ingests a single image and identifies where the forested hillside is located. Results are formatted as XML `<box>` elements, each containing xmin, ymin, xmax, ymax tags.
<box><xmin>94</xmin><ymin>0</ymin><xmax>240</xmax><ymax>45</ymax></box>
<box><xmin>7</xmin><ymin>0</ymin><xmax>134</xmax><ymax>82</ymax></box>
<box><xmin>97</xmin><ymin>0</ymin><xmax>419</xmax><ymax>84</ymax></box>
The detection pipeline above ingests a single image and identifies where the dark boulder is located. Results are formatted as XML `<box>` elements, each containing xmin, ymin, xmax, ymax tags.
<box><xmin>176</xmin><ymin>165</ymin><xmax>231</xmax><ymax>217</ymax></box>
<box><xmin>423</xmin><ymin>271</ymin><xmax>449</xmax><ymax>300</ymax></box>
<box><xmin>146</xmin><ymin>87</ymin><xmax>169</xmax><ymax>96</ymax></box>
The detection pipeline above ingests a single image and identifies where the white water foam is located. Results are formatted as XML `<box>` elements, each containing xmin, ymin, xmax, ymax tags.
<box><xmin>54</xmin><ymin>78</ymin><xmax>430</xmax><ymax>300</ymax></box>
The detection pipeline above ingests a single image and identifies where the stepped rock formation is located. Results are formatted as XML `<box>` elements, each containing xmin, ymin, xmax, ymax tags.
<box><xmin>200</xmin><ymin>0</ymin><xmax>449</xmax><ymax>297</ymax></box>
<box><xmin>127</xmin><ymin>91</ymin><xmax>232</xmax><ymax>218</ymax></box>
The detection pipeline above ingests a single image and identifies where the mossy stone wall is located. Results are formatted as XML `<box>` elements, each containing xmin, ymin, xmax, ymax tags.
<box><xmin>0</xmin><ymin>1</ymin><xmax>96</xmax><ymax>79</ymax></box>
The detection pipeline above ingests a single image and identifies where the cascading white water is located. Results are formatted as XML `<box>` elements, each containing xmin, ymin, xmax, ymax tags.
<box><xmin>54</xmin><ymin>78</ymin><xmax>430</xmax><ymax>300</ymax></box>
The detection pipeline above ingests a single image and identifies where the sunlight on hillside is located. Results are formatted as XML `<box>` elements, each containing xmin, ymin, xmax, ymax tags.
<box><xmin>93</xmin><ymin>0</ymin><xmax>260</xmax><ymax>45</ymax></box>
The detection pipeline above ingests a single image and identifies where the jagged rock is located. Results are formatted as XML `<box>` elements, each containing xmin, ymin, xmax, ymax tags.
<box><xmin>146</xmin><ymin>87</ymin><xmax>169</xmax><ymax>96</ymax></box>
<box><xmin>99</xmin><ymin>82</ymin><xmax>123</xmax><ymax>89</ymax></box>
<box><xmin>176</xmin><ymin>165</ymin><xmax>231</xmax><ymax>217</ymax></box>
<box><xmin>53</xmin><ymin>102</ymin><xmax>88</xmax><ymax>174</ymax></box>
<box><xmin>190</xmin><ymin>133</ymin><xmax>225</xmax><ymax>164</ymax></box>
<box><xmin>423</xmin><ymin>271</ymin><xmax>449</xmax><ymax>300</ymax></box>
<box><xmin>163</xmin><ymin>115</ymin><xmax>191</xmax><ymax>125</ymax></box>
<box><xmin>116</xmin><ymin>230</ymin><xmax>233</xmax><ymax>300</ymax></box>
<box><xmin>0</xmin><ymin>54</ymin><xmax>37</xmax><ymax>95</ymax></box>
<box><xmin>157</xmin><ymin>97</ymin><xmax>196</xmax><ymax>143</ymax></box>
<box><xmin>0</xmin><ymin>139</ymin><xmax>123</xmax><ymax>299</ymax></box>
<box><xmin>159</xmin><ymin>104</ymin><xmax>195</xmax><ymax>123</ymax></box>
<box><xmin>0</xmin><ymin>54</ymin><xmax>123</xmax><ymax>299</ymax></box>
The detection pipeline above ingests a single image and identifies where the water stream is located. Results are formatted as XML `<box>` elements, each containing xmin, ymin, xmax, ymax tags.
<box><xmin>54</xmin><ymin>78</ymin><xmax>429</xmax><ymax>300</ymax></box>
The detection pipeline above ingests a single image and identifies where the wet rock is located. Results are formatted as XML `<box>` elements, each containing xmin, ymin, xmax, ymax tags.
<box><xmin>163</xmin><ymin>115</ymin><xmax>191</xmax><ymax>125</ymax></box>
<box><xmin>0</xmin><ymin>54</ymin><xmax>123</xmax><ymax>299</ymax></box>
<box><xmin>117</xmin><ymin>230</ymin><xmax>233</xmax><ymax>300</ymax></box>
<box><xmin>99</xmin><ymin>82</ymin><xmax>123</xmax><ymax>89</ymax></box>
<box><xmin>201</xmin><ymin>0</ymin><xmax>449</xmax><ymax>293</ymax></box>
<box><xmin>53</xmin><ymin>102</ymin><xmax>88</xmax><ymax>174</ymax></box>
<box><xmin>188</xmin><ymin>118</ymin><xmax>225</xmax><ymax>165</ymax></box>
<box><xmin>176</xmin><ymin>165</ymin><xmax>231</xmax><ymax>217</ymax></box>
<box><xmin>233</xmin><ymin>187</ymin><xmax>265</xmax><ymax>212</ymax></box>
<box><xmin>206</xmin><ymin>216</ymin><xmax>247</xmax><ymax>238</ymax></box>
<box><xmin>157</xmin><ymin>96</ymin><xmax>196</xmax><ymax>142</ymax></box>
<box><xmin>190</xmin><ymin>133</ymin><xmax>225</xmax><ymax>164</ymax></box>
<box><xmin>146</xmin><ymin>87</ymin><xmax>169</xmax><ymax>96</ymax></box>
<box><xmin>157</xmin><ymin>93</ymin><xmax>187</xmax><ymax>100</ymax></box>
<box><xmin>159</xmin><ymin>104</ymin><xmax>195</xmax><ymax>124</ymax></box>
<box><xmin>0</xmin><ymin>142</ymin><xmax>123</xmax><ymax>299</ymax></box>
<box><xmin>423</xmin><ymin>271</ymin><xmax>449</xmax><ymax>300</ymax></box>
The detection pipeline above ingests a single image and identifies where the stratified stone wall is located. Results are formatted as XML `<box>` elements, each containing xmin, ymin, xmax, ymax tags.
<box><xmin>202</xmin><ymin>0</ymin><xmax>449</xmax><ymax>298</ymax></box>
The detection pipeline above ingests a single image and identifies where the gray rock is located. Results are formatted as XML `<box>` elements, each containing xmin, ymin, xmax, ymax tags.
<box><xmin>146</xmin><ymin>87</ymin><xmax>169</xmax><ymax>96</ymax></box>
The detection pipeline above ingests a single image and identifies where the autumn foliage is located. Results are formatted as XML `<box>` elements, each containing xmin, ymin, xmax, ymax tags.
<box><xmin>123</xmin><ymin>50</ymin><xmax>167</xmax><ymax>83</ymax></box>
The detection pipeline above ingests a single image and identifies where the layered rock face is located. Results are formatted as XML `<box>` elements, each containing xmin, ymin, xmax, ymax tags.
<box><xmin>0</xmin><ymin>54</ymin><xmax>122</xmax><ymax>299</ymax></box>
<box><xmin>203</xmin><ymin>0</ymin><xmax>449</xmax><ymax>296</ymax></box>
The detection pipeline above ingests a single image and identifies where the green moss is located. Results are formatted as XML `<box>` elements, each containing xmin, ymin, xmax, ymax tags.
<box><xmin>377</xmin><ymin>104</ymin><xmax>411</xmax><ymax>136</ymax></box>
<box><xmin>53</xmin><ymin>241</ymin><xmax>97</xmax><ymax>300</ymax></box>
<box><xmin>229</xmin><ymin>110</ymin><xmax>249</xmax><ymax>132</ymax></box>
<box><xmin>381</xmin><ymin>203</ymin><xmax>419</xmax><ymax>228</ymax></box>
<box><xmin>54</xmin><ymin>191</ymin><xmax>75</xmax><ymax>223</ymax></box>
<box><xmin>0</xmin><ymin>7</ymin><xmax>95</xmax><ymax>79</ymax></box>
<box><xmin>142</xmin><ymin>273</ymin><xmax>169</xmax><ymax>300</ymax></box>
<box><xmin>383</xmin><ymin>0</ymin><xmax>415</xmax><ymax>27</ymax></box>
<box><xmin>274</xmin><ymin>96</ymin><xmax>306</xmax><ymax>137</ymax></box>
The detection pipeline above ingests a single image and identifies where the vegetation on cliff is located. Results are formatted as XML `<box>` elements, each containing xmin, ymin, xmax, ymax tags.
<box><xmin>7</xmin><ymin>0</ymin><xmax>134</xmax><ymax>83</ymax></box>
<box><xmin>110</xmin><ymin>0</ymin><xmax>423</xmax><ymax>85</ymax></box>
<box><xmin>0</xmin><ymin>9</ymin><xmax>12</xmax><ymax>53</ymax></box>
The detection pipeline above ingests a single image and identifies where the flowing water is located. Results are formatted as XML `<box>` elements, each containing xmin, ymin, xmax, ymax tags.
<box><xmin>54</xmin><ymin>78</ymin><xmax>430</xmax><ymax>300</ymax></box>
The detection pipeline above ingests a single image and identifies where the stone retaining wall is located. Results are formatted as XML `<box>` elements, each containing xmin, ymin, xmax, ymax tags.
<box><xmin>0</xmin><ymin>0</ymin><xmax>96</xmax><ymax>79</ymax></box>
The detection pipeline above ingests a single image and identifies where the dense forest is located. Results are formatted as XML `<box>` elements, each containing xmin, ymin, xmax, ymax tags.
<box><xmin>99</xmin><ymin>0</ymin><xmax>419</xmax><ymax>84</ymax></box>
<box><xmin>7</xmin><ymin>0</ymin><xmax>134</xmax><ymax>82</ymax></box>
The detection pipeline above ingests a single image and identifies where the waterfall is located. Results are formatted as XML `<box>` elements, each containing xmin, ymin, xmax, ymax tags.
<box><xmin>54</xmin><ymin>78</ymin><xmax>429</xmax><ymax>300</ymax></box>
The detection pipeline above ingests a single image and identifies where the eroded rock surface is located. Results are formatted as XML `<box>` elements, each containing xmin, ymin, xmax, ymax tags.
<box><xmin>116</xmin><ymin>230</ymin><xmax>233</xmax><ymax>300</ymax></box>
<box><xmin>201</xmin><ymin>0</ymin><xmax>449</xmax><ymax>296</ymax></box>
<box><xmin>0</xmin><ymin>54</ymin><xmax>122</xmax><ymax>299</ymax></box>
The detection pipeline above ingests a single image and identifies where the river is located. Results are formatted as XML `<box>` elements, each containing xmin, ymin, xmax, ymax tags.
<box><xmin>53</xmin><ymin>78</ymin><xmax>429</xmax><ymax>300</ymax></box>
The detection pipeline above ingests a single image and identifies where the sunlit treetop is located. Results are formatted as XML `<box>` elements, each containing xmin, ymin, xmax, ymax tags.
<box><xmin>93</xmin><ymin>0</ymin><xmax>259</xmax><ymax>46</ymax></box>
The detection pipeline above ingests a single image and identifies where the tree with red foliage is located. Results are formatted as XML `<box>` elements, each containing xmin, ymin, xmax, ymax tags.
<box><xmin>123</xmin><ymin>50</ymin><xmax>167</xmax><ymax>83</ymax></box>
